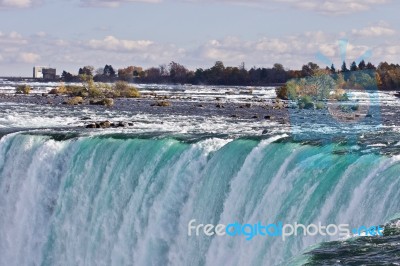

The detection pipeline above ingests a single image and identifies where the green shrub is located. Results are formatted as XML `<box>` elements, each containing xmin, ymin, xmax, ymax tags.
<box><xmin>102</xmin><ymin>98</ymin><xmax>114</xmax><ymax>107</ymax></box>
<box><xmin>121</xmin><ymin>87</ymin><xmax>140</xmax><ymax>98</ymax></box>
<box><xmin>276</xmin><ymin>85</ymin><xmax>288</xmax><ymax>100</ymax></box>
<box><xmin>114</xmin><ymin>81</ymin><xmax>129</xmax><ymax>91</ymax></box>
<box><xmin>336</xmin><ymin>93</ymin><xmax>349</xmax><ymax>101</ymax></box>
<box><xmin>88</xmin><ymin>87</ymin><xmax>103</xmax><ymax>98</ymax></box>
<box><xmin>114</xmin><ymin>81</ymin><xmax>141</xmax><ymax>98</ymax></box>
<box><xmin>63</xmin><ymin>85</ymin><xmax>87</xmax><ymax>97</ymax></box>
<box><xmin>298</xmin><ymin>95</ymin><xmax>314</xmax><ymax>109</ymax></box>
<box><xmin>315</xmin><ymin>102</ymin><xmax>325</xmax><ymax>109</ymax></box>
<box><xmin>16</xmin><ymin>85</ymin><xmax>31</xmax><ymax>94</ymax></box>
<box><xmin>276</xmin><ymin>80</ymin><xmax>298</xmax><ymax>100</ymax></box>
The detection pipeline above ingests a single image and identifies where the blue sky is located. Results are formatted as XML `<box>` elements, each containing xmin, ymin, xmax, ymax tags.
<box><xmin>0</xmin><ymin>0</ymin><xmax>399</xmax><ymax>76</ymax></box>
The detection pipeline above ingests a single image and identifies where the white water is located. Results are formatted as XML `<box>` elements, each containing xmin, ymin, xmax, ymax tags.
<box><xmin>1</xmin><ymin>133</ymin><xmax>397</xmax><ymax>265</ymax></box>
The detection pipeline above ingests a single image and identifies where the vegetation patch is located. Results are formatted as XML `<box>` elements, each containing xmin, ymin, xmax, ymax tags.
<box><xmin>66</xmin><ymin>96</ymin><xmax>84</xmax><ymax>105</ymax></box>
<box><xmin>15</xmin><ymin>85</ymin><xmax>31</xmax><ymax>94</ymax></box>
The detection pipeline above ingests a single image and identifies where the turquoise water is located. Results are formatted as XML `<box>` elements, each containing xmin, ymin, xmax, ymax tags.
<box><xmin>0</xmin><ymin>133</ymin><xmax>399</xmax><ymax>265</ymax></box>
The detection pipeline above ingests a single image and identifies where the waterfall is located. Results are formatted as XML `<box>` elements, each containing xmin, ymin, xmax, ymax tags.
<box><xmin>0</xmin><ymin>133</ymin><xmax>399</xmax><ymax>266</ymax></box>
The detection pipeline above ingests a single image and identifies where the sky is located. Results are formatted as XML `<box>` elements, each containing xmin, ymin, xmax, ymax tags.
<box><xmin>0</xmin><ymin>0</ymin><xmax>400</xmax><ymax>76</ymax></box>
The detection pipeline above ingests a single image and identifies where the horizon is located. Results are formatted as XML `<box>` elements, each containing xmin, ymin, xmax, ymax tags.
<box><xmin>0</xmin><ymin>58</ymin><xmax>392</xmax><ymax>78</ymax></box>
<box><xmin>1</xmin><ymin>0</ymin><xmax>400</xmax><ymax>76</ymax></box>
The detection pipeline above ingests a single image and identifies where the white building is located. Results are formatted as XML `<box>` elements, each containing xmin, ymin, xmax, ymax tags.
<box><xmin>33</xmin><ymin>66</ymin><xmax>45</xmax><ymax>78</ymax></box>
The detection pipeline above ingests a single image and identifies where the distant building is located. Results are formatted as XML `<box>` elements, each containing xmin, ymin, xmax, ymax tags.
<box><xmin>33</xmin><ymin>66</ymin><xmax>44</xmax><ymax>78</ymax></box>
<box><xmin>42</xmin><ymin>68</ymin><xmax>57</xmax><ymax>80</ymax></box>
<box><xmin>33</xmin><ymin>66</ymin><xmax>57</xmax><ymax>80</ymax></box>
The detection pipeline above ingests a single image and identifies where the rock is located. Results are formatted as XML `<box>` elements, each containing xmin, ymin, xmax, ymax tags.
<box><xmin>154</xmin><ymin>101</ymin><xmax>171</xmax><ymax>107</ymax></box>
<box><xmin>86</xmin><ymin>123</ymin><xmax>96</xmax><ymax>128</ymax></box>
<box><xmin>48</xmin><ymin>88</ymin><xmax>58</xmax><ymax>95</ymax></box>
<box><xmin>239</xmin><ymin>103</ymin><xmax>251</xmax><ymax>108</ymax></box>
<box><xmin>262</xmin><ymin>129</ymin><xmax>269</xmax><ymax>135</ymax></box>
<box><xmin>103</xmin><ymin>98</ymin><xmax>114</xmax><ymax>107</ymax></box>
<box><xmin>231</xmin><ymin>114</ymin><xmax>238</xmax><ymax>118</ymax></box>
<box><xmin>252</xmin><ymin>115</ymin><xmax>259</xmax><ymax>119</ymax></box>
<box><xmin>117</xmin><ymin>122</ymin><xmax>127</xmax><ymax>127</ymax></box>
<box><xmin>90</xmin><ymin>98</ymin><xmax>114</xmax><ymax>107</ymax></box>
<box><xmin>264</xmin><ymin>115</ymin><xmax>272</xmax><ymax>120</ymax></box>
<box><xmin>81</xmin><ymin>116</ymin><xmax>91</xmax><ymax>120</ymax></box>
<box><xmin>239</xmin><ymin>89</ymin><xmax>253</xmax><ymax>95</ymax></box>
<box><xmin>67</xmin><ymin>96</ymin><xmax>84</xmax><ymax>105</ymax></box>
<box><xmin>366</xmin><ymin>114</ymin><xmax>373</xmax><ymax>118</ymax></box>
<box><xmin>99</xmin><ymin>121</ymin><xmax>111</xmax><ymax>128</ymax></box>
<box><xmin>128</xmin><ymin>122</ymin><xmax>134</xmax><ymax>126</ymax></box>
<box><xmin>216</xmin><ymin>103</ymin><xmax>224</xmax><ymax>108</ymax></box>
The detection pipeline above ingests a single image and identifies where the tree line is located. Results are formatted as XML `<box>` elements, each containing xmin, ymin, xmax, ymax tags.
<box><xmin>60</xmin><ymin>60</ymin><xmax>400</xmax><ymax>90</ymax></box>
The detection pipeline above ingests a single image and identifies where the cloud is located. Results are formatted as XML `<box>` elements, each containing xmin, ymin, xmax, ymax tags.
<box><xmin>0</xmin><ymin>31</ymin><xmax>27</xmax><ymax>45</ymax></box>
<box><xmin>18</xmin><ymin>52</ymin><xmax>40</xmax><ymax>63</ymax></box>
<box><xmin>1</xmin><ymin>26</ymin><xmax>400</xmax><ymax>76</ymax></box>
<box><xmin>86</xmin><ymin>36</ymin><xmax>154</xmax><ymax>51</ymax></box>
<box><xmin>0</xmin><ymin>0</ymin><xmax>40</xmax><ymax>8</ymax></box>
<box><xmin>35</xmin><ymin>31</ymin><xmax>47</xmax><ymax>38</ymax></box>
<box><xmin>182</xmin><ymin>0</ymin><xmax>391</xmax><ymax>15</ymax></box>
<box><xmin>352</xmin><ymin>25</ymin><xmax>396</xmax><ymax>37</ymax></box>
<box><xmin>287</xmin><ymin>0</ymin><xmax>390</xmax><ymax>15</ymax></box>
<box><xmin>192</xmin><ymin>31</ymin><xmax>375</xmax><ymax>69</ymax></box>
<box><xmin>0</xmin><ymin>0</ymin><xmax>390</xmax><ymax>14</ymax></box>
<box><xmin>80</xmin><ymin>0</ymin><xmax>160</xmax><ymax>7</ymax></box>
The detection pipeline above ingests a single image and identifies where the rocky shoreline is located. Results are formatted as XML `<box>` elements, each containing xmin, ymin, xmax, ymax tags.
<box><xmin>0</xmin><ymin>93</ymin><xmax>291</xmax><ymax>127</ymax></box>
<box><xmin>3</xmin><ymin>90</ymin><xmax>400</xmax><ymax>156</ymax></box>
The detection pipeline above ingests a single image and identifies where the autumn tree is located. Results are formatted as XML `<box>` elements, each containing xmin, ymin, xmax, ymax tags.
<box><xmin>169</xmin><ymin>61</ymin><xmax>189</xmax><ymax>84</ymax></box>
<box><xmin>301</xmin><ymin>62</ymin><xmax>320</xmax><ymax>77</ymax></box>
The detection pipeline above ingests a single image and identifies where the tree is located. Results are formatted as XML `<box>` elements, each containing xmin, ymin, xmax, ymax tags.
<box><xmin>358</xmin><ymin>60</ymin><xmax>366</xmax><ymax>70</ymax></box>
<box><xmin>143</xmin><ymin>67</ymin><xmax>162</xmax><ymax>83</ymax></box>
<box><xmin>168</xmin><ymin>61</ymin><xmax>189</xmax><ymax>84</ymax></box>
<box><xmin>341</xmin><ymin>61</ymin><xmax>349</xmax><ymax>72</ymax></box>
<box><xmin>159</xmin><ymin>64</ymin><xmax>169</xmax><ymax>76</ymax></box>
<box><xmin>330</xmin><ymin>64</ymin><xmax>336</xmax><ymax>74</ymax></box>
<box><xmin>118</xmin><ymin>66</ymin><xmax>135</xmax><ymax>81</ymax></box>
<box><xmin>350</xmin><ymin>61</ymin><xmax>358</xmax><ymax>71</ymax></box>
<box><xmin>78</xmin><ymin>66</ymin><xmax>94</xmax><ymax>76</ymax></box>
<box><xmin>366</xmin><ymin>62</ymin><xmax>376</xmax><ymax>70</ymax></box>
<box><xmin>61</xmin><ymin>71</ymin><xmax>75</xmax><ymax>82</ymax></box>
<box><xmin>301</xmin><ymin>62</ymin><xmax>320</xmax><ymax>77</ymax></box>
<box><xmin>103</xmin><ymin>65</ymin><xmax>116</xmax><ymax>78</ymax></box>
